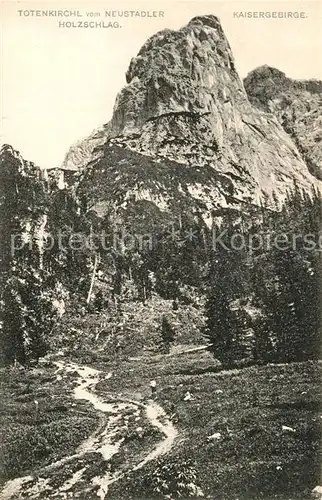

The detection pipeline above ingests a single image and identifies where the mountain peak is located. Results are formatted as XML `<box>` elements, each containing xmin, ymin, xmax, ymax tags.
<box><xmin>62</xmin><ymin>15</ymin><xmax>321</xmax><ymax>210</ymax></box>
<box><xmin>113</xmin><ymin>15</ymin><xmax>242</xmax><ymax>137</ymax></box>
<box><xmin>244</xmin><ymin>67</ymin><xmax>322</xmax><ymax>180</ymax></box>
<box><xmin>244</xmin><ymin>65</ymin><xmax>322</xmax><ymax>95</ymax></box>
<box><xmin>246</xmin><ymin>65</ymin><xmax>286</xmax><ymax>78</ymax></box>
<box><xmin>188</xmin><ymin>14</ymin><xmax>222</xmax><ymax>28</ymax></box>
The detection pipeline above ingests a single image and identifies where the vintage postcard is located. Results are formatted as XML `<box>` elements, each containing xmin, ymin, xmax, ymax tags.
<box><xmin>0</xmin><ymin>0</ymin><xmax>321</xmax><ymax>498</ymax></box>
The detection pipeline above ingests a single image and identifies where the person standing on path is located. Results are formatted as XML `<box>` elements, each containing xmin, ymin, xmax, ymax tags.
<box><xmin>150</xmin><ymin>379</ymin><xmax>157</xmax><ymax>397</ymax></box>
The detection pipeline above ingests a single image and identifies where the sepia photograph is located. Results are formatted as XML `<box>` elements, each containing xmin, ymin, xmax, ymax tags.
<box><xmin>0</xmin><ymin>1</ymin><xmax>321</xmax><ymax>498</ymax></box>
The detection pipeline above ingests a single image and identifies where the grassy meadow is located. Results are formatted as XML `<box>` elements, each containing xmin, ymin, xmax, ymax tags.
<box><xmin>0</xmin><ymin>307</ymin><xmax>320</xmax><ymax>499</ymax></box>
<box><xmin>97</xmin><ymin>357</ymin><xmax>321</xmax><ymax>500</ymax></box>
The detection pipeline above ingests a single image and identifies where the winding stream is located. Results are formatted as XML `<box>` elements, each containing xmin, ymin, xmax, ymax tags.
<box><xmin>0</xmin><ymin>360</ymin><xmax>178</xmax><ymax>499</ymax></box>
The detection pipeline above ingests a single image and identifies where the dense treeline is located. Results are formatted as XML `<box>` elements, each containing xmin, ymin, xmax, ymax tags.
<box><xmin>0</xmin><ymin>146</ymin><xmax>57</xmax><ymax>365</ymax></box>
<box><xmin>1</xmin><ymin>144</ymin><xmax>321</xmax><ymax>367</ymax></box>
<box><xmin>203</xmin><ymin>187</ymin><xmax>322</xmax><ymax>366</ymax></box>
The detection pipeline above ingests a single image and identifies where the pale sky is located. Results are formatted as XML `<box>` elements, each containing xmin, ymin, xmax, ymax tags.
<box><xmin>1</xmin><ymin>0</ymin><xmax>321</xmax><ymax>169</ymax></box>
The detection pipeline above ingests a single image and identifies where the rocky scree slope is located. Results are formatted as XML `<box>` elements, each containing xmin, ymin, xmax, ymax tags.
<box><xmin>244</xmin><ymin>65</ymin><xmax>322</xmax><ymax>181</ymax></box>
<box><xmin>61</xmin><ymin>15</ymin><xmax>320</xmax><ymax>223</ymax></box>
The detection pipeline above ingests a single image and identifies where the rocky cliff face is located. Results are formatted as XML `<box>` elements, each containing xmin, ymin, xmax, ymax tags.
<box><xmin>62</xmin><ymin>15</ymin><xmax>321</xmax><ymax>222</ymax></box>
<box><xmin>0</xmin><ymin>145</ymin><xmax>50</xmax><ymax>268</ymax></box>
<box><xmin>244</xmin><ymin>65</ymin><xmax>322</xmax><ymax>180</ymax></box>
